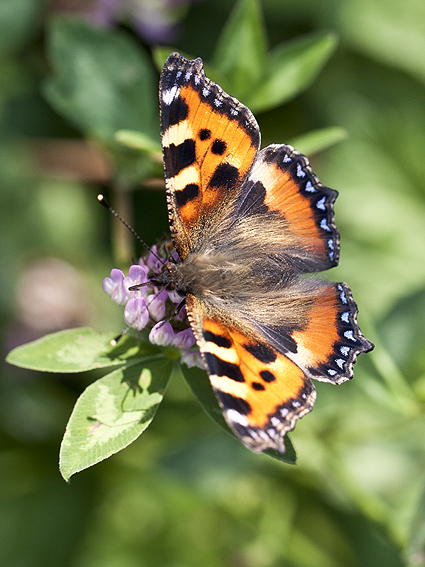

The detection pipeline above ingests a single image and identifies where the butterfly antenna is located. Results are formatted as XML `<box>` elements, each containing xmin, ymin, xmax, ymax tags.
<box><xmin>128</xmin><ymin>281</ymin><xmax>151</xmax><ymax>292</ymax></box>
<box><xmin>97</xmin><ymin>194</ymin><xmax>163</xmax><ymax>264</ymax></box>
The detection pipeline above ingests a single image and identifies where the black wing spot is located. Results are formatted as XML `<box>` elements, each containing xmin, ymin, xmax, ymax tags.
<box><xmin>244</xmin><ymin>342</ymin><xmax>277</xmax><ymax>364</ymax></box>
<box><xmin>216</xmin><ymin>391</ymin><xmax>251</xmax><ymax>415</ymax></box>
<box><xmin>199</xmin><ymin>128</ymin><xmax>211</xmax><ymax>141</ymax></box>
<box><xmin>260</xmin><ymin>370</ymin><xmax>276</xmax><ymax>383</ymax></box>
<box><xmin>167</xmin><ymin>97</ymin><xmax>189</xmax><ymax>127</ymax></box>
<box><xmin>204</xmin><ymin>352</ymin><xmax>244</xmax><ymax>382</ymax></box>
<box><xmin>175</xmin><ymin>184</ymin><xmax>199</xmax><ymax>207</ymax></box>
<box><xmin>203</xmin><ymin>330</ymin><xmax>232</xmax><ymax>348</ymax></box>
<box><xmin>211</xmin><ymin>139</ymin><xmax>227</xmax><ymax>155</ymax></box>
<box><xmin>209</xmin><ymin>163</ymin><xmax>239</xmax><ymax>190</ymax></box>
<box><xmin>163</xmin><ymin>138</ymin><xmax>196</xmax><ymax>176</ymax></box>
<box><xmin>252</xmin><ymin>382</ymin><xmax>266</xmax><ymax>391</ymax></box>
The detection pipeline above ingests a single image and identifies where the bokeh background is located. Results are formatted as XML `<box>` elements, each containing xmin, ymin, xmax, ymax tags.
<box><xmin>1</xmin><ymin>0</ymin><xmax>425</xmax><ymax>566</ymax></box>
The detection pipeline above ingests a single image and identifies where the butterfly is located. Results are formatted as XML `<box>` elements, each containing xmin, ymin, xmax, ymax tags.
<box><xmin>153</xmin><ymin>52</ymin><xmax>374</xmax><ymax>454</ymax></box>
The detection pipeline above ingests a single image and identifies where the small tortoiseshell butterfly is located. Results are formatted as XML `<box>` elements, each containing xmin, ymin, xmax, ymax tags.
<box><xmin>153</xmin><ymin>53</ymin><xmax>373</xmax><ymax>454</ymax></box>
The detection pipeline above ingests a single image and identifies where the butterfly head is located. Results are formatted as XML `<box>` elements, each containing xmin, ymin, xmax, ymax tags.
<box><xmin>102</xmin><ymin>240</ymin><xmax>204</xmax><ymax>369</ymax></box>
<box><xmin>148</xmin><ymin>261</ymin><xmax>187</xmax><ymax>297</ymax></box>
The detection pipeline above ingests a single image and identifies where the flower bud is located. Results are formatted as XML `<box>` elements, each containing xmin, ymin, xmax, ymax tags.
<box><xmin>172</xmin><ymin>328</ymin><xmax>196</xmax><ymax>350</ymax></box>
<box><xmin>149</xmin><ymin>321</ymin><xmax>175</xmax><ymax>346</ymax></box>
<box><xmin>180</xmin><ymin>351</ymin><xmax>205</xmax><ymax>369</ymax></box>
<box><xmin>146</xmin><ymin>290</ymin><xmax>168</xmax><ymax>321</ymax></box>
<box><xmin>103</xmin><ymin>269</ymin><xmax>128</xmax><ymax>305</ymax></box>
<box><xmin>124</xmin><ymin>297</ymin><xmax>149</xmax><ymax>331</ymax></box>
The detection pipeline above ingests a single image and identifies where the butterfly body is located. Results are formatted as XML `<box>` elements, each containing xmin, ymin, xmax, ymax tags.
<box><xmin>158</xmin><ymin>53</ymin><xmax>373</xmax><ymax>453</ymax></box>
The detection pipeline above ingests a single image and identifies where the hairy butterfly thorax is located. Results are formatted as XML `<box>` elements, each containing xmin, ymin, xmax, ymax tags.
<box><xmin>148</xmin><ymin>261</ymin><xmax>185</xmax><ymax>294</ymax></box>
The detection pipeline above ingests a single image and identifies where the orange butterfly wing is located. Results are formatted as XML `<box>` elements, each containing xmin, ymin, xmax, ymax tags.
<box><xmin>160</xmin><ymin>54</ymin><xmax>259</xmax><ymax>259</ymax></box>
<box><xmin>234</xmin><ymin>143</ymin><xmax>339</xmax><ymax>271</ymax></box>
<box><xmin>187</xmin><ymin>296</ymin><xmax>316</xmax><ymax>453</ymax></box>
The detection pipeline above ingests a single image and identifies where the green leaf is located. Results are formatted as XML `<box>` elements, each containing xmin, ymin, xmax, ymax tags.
<box><xmin>181</xmin><ymin>365</ymin><xmax>228</xmax><ymax>429</ymax></box>
<box><xmin>153</xmin><ymin>46</ymin><xmax>191</xmax><ymax>70</ymax></box>
<box><xmin>60</xmin><ymin>357</ymin><xmax>173</xmax><ymax>480</ymax></box>
<box><xmin>340</xmin><ymin>0</ymin><xmax>425</xmax><ymax>85</ymax></box>
<box><xmin>5</xmin><ymin>328</ymin><xmax>151</xmax><ymax>373</ymax></box>
<box><xmin>404</xmin><ymin>479</ymin><xmax>425</xmax><ymax>567</ymax></box>
<box><xmin>213</xmin><ymin>0</ymin><xmax>267</xmax><ymax>98</ymax></box>
<box><xmin>265</xmin><ymin>435</ymin><xmax>296</xmax><ymax>465</ymax></box>
<box><xmin>0</xmin><ymin>0</ymin><xmax>43</xmax><ymax>55</ymax></box>
<box><xmin>43</xmin><ymin>17</ymin><xmax>157</xmax><ymax>143</ymax></box>
<box><xmin>378</xmin><ymin>287</ymin><xmax>425</xmax><ymax>369</ymax></box>
<box><xmin>247</xmin><ymin>31</ymin><xmax>338</xmax><ymax>113</ymax></box>
<box><xmin>152</xmin><ymin>46</ymin><xmax>175</xmax><ymax>70</ymax></box>
<box><xmin>180</xmin><ymin>365</ymin><xmax>296</xmax><ymax>464</ymax></box>
<box><xmin>115</xmin><ymin>129</ymin><xmax>162</xmax><ymax>155</ymax></box>
<box><xmin>288</xmin><ymin>126</ymin><xmax>348</xmax><ymax>155</ymax></box>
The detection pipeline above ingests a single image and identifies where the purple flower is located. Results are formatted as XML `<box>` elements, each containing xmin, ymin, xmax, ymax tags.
<box><xmin>180</xmin><ymin>351</ymin><xmax>205</xmax><ymax>370</ymax></box>
<box><xmin>103</xmin><ymin>240</ymin><xmax>200</xmax><ymax>368</ymax></box>
<box><xmin>168</xmin><ymin>290</ymin><xmax>184</xmax><ymax>304</ymax></box>
<box><xmin>171</xmin><ymin>328</ymin><xmax>196</xmax><ymax>350</ymax></box>
<box><xmin>124</xmin><ymin>297</ymin><xmax>149</xmax><ymax>331</ymax></box>
<box><xmin>146</xmin><ymin>290</ymin><xmax>168</xmax><ymax>322</ymax></box>
<box><xmin>55</xmin><ymin>0</ymin><xmax>206</xmax><ymax>44</ymax></box>
<box><xmin>145</xmin><ymin>245</ymin><xmax>162</xmax><ymax>272</ymax></box>
<box><xmin>127</xmin><ymin>264</ymin><xmax>148</xmax><ymax>290</ymax></box>
<box><xmin>149</xmin><ymin>321</ymin><xmax>175</xmax><ymax>346</ymax></box>
<box><xmin>103</xmin><ymin>269</ymin><xmax>128</xmax><ymax>305</ymax></box>
<box><xmin>174</xmin><ymin>303</ymin><xmax>187</xmax><ymax>322</ymax></box>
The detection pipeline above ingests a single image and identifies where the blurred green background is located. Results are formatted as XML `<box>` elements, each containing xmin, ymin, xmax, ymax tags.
<box><xmin>1</xmin><ymin>0</ymin><xmax>425</xmax><ymax>565</ymax></box>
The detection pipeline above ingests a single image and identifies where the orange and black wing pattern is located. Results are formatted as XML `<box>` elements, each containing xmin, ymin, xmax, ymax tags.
<box><xmin>235</xmin><ymin>144</ymin><xmax>340</xmax><ymax>271</ymax></box>
<box><xmin>160</xmin><ymin>53</ymin><xmax>260</xmax><ymax>258</ymax></box>
<box><xmin>253</xmin><ymin>282</ymin><xmax>374</xmax><ymax>386</ymax></box>
<box><xmin>187</xmin><ymin>296</ymin><xmax>316</xmax><ymax>454</ymax></box>
<box><xmin>188</xmin><ymin>280</ymin><xmax>372</xmax><ymax>453</ymax></box>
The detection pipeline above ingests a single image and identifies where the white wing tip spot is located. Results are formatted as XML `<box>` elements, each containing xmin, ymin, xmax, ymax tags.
<box><xmin>341</xmin><ymin>311</ymin><xmax>350</xmax><ymax>323</ymax></box>
<box><xmin>162</xmin><ymin>86</ymin><xmax>180</xmax><ymax>105</ymax></box>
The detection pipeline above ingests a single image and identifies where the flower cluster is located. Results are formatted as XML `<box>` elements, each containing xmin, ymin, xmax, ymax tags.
<box><xmin>103</xmin><ymin>244</ymin><xmax>204</xmax><ymax>369</ymax></box>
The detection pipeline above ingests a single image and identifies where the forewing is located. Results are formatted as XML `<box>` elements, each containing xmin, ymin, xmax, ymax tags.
<box><xmin>160</xmin><ymin>53</ymin><xmax>260</xmax><ymax>259</ymax></box>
